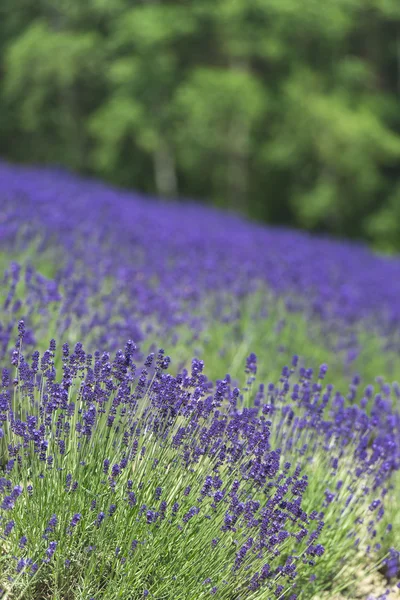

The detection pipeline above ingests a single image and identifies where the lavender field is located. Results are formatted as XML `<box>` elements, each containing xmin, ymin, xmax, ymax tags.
<box><xmin>0</xmin><ymin>160</ymin><xmax>400</xmax><ymax>599</ymax></box>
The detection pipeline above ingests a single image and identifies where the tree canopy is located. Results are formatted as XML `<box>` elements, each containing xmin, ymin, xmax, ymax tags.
<box><xmin>1</xmin><ymin>0</ymin><xmax>400</xmax><ymax>249</ymax></box>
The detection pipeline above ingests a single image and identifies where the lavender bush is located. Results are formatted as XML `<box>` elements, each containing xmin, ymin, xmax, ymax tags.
<box><xmin>0</xmin><ymin>161</ymin><xmax>400</xmax><ymax>598</ymax></box>
<box><xmin>2</xmin><ymin>159</ymin><xmax>400</xmax><ymax>383</ymax></box>
<box><xmin>0</xmin><ymin>330</ymin><xmax>398</xmax><ymax>599</ymax></box>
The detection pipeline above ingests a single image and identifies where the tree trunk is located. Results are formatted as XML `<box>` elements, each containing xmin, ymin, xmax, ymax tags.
<box><xmin>153</xmin><ymin>138</ymin><xmax>178</xmax><ymax>198</ymax></box>
<box><xmin>226</xmin><ymin>116</ymin><xmax>250</xmax><ymax>212</ymax></box>
<box><xmin>226</xmin><ymin>56</ymin><xmax>251</xmax><ymax>212</ymax></box>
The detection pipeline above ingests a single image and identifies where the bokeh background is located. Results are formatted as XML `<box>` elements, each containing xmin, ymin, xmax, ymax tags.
<box><xmin>1</xmin><ymin>0</ymin><xmax>400</xmax><ymax>250</ymax></box>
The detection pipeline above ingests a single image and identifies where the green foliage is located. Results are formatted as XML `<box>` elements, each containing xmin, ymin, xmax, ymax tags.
<box><xmin>1</xmin><ymin>0</ymin><xmax>400</xmax><ymax>246</ymax></box>
<box><xmin>264</xmin><ymin>69</ymin><xmax>400</xmax><ymax>236</ymax></box>
<box><xmin>3</xmin><ymin>19</ymin><xmax>104</xmax><ymax>168</ymax></box>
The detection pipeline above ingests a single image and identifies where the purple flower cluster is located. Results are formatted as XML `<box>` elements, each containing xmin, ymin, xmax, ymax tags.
<box><xmin>1</xmin><ymin>163</ymin><xmax>400</xmax><ymax>596</ymax></box>
<box><xmin>0</xmin><ymin>333</ymin><xmax>398</xmax><ymax>595</ymax></box>
<box><xmin>0</xmin><ymin>261</ymin><xmax>61</xmax><ymax>359</ymax></box>
<box><xmin>1</xmin><ymin>160</ymin><xmax>400</xmax><ymax>364</ymax></box>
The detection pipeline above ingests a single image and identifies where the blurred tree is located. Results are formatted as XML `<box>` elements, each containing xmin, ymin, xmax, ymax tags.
<box><xmin>1</xmin><ymin>0</ymin><xmax>400</xmax><ymax>248</ymax></box>
<box><xmin>173</xmin><ymin>67</ymin><xmax>265</xmax><ymax>210</ymax></box>
<box><xmin>4</xmin><ymin>20</ymin><xmax>103</xmax><ymax>169</ymax></box>
<box><xmin>89</xmin><ymin>4</ymin><xmax>195</xmax><ymax>197</ymax></box>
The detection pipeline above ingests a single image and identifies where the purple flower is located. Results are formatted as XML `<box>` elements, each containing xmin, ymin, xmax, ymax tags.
<box><xmin>245</xmin><ymin>353</ymin><xmax>257</xmax><ymax>375</ymax></box>
<box><xmin>128</xmin><ymin>492</ymin><xmax>137</xmax><ymax>507</ymax></box>
<box><xmin>70</xmin><ymin>513</ymin><xmax>81</xmax><ymax>528</ymax></box>
<box><xmin>1</xmin><ymin>496</ymin><xmax>15</xmax><ymax>510</ymax></box>
<box><xmin>183</xmin><ymin>506</ymin><xmax>199</xmax><ymax>523</ymax></box>
<box><xmin>4</xmin><ymin>520</ymin><xmax>14</xmax><ymax>536</ymax></box>
<box><xmin>46</xmin><ymin>541</ymin><xmax>57</xmax><ymax>560</ymax></box>
<box><xmin>95</xmin><ymin>512</ymin><xmax>105</xmax><ymax>527</ymax></box>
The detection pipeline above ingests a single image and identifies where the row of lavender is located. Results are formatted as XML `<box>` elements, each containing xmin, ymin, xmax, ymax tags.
<box><xmin>0</xmin><ymin>160</ymin><xmax>400</xmax><ymax>598</ymax></box>
<box><xmin>1</xmin><ymin>160</ymin><xmax>400</xmax><ymax>361</ymax></box>
<box><xmin>1</xmin><ymin>329</ymin><xmax>399</xmax><ymax>598</ymax></box>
